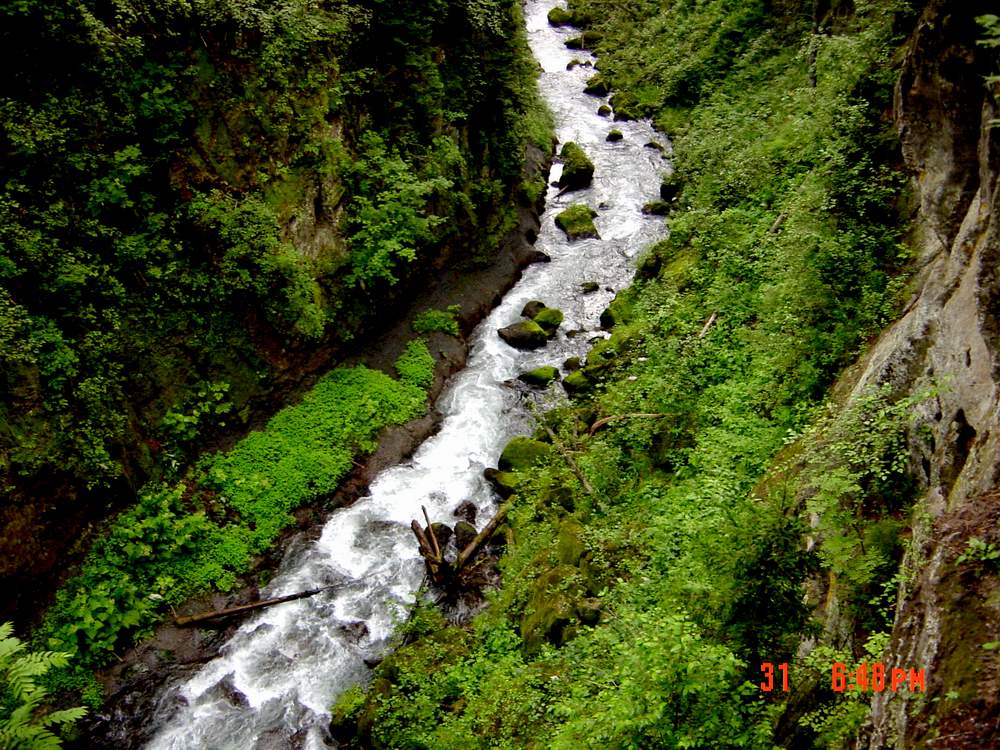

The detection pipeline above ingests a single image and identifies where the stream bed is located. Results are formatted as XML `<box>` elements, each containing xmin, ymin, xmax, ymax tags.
<box><xmin>144</xmin><ymin>2</ymin><xmax>669</xmax><ymax>746</ymax></box>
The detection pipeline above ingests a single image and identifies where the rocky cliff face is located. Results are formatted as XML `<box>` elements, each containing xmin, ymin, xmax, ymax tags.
<box><xmin>837</xmin><ymin>1</ymin><xmax>1000</xmax><ymax>746</ymax></box>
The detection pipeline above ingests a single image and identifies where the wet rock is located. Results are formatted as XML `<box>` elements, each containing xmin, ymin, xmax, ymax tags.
<box><xmin>557</xmin><ymin>142</ymin><xmax>595</xmax><ymax>191</ymax></box>
<box><xmin>555</xmin><ymin>204</ymin><xmax>599</xmax><ymax>240</ymax></box>
<box><xmin>338</xmin><ymin>621</ymin><xmax>369</xmax><ymax>644</ymax></box>
<box><xmin>521</xmin><ymin>300</ymin><xmax>547</xmax><ymax>319</ymax></box>
<box><xmin>644</xmin><ymin>140</ymin><xmax>665</xmax><ymax>152</ymax></box>
<box><xmin>454</xmin><ymin>520</ymin><xmax>477</xmax><ymax>550</ymax></box>
<box><xmin>584</xmin><ymin>74</ymin><xmax>610</xmax><ymax>96</ymax></box>
<box><xmin>483</xmin><ymin>468</ymin><xmax>518</xmax><ymax>499</ymax></box>
<box><xmin>566</xmin><ymin>58</ymin><xmax>585</xmax><ymax>70</ymax></box>
<box><xmin>642</xmin><ymin>200</ymin><xmax>670</xmax><ymax>215</ymax></box>
<box><xmin>564</xmin><ymin>31</ymin><xmax>604</xmax><ymax>50</ymax></box>
<box><xmin>525</xmin><ymin>249</ymin><xmax>551</xmax><ymax>264</ymax></box>
<box><xmin>660</xmin><ymin>173</ymin><xmax>682</xmax><ymax>202</ymax></box>
<box><xmin>430</xmin><ymin>522</ymin><xmax>453</xmax><ymax>548</ymax></box>
<box><xmin>518</xmin><ymin>366</ymin><xmax>561</xmax><ymax>387</ymax></box>
<box><xmin>580</xmin><ymin>281</ymin><xmax>600</xmax><ymax>293</ymax></box>
<box><xmin>453</xmin><ymin>499</ymin><xmax>477</xmax><ymax>524</ymax></box>
<box><xmin>498</xmin><ymin>437</ymin><xmax>552</xmax><ymax>472</ymax></box>
<box><xmin>597</xmin><ymin>104</ymin><xmax>612</xmax><ymax>117</ymax></box>
<box><xmin>563</xmin><ymin>356</ymin><xmax>582</xmax><ymax>372</ymax></box>
<box><xmin>497</xmin><ymin>320</ymin><xmax>548</xmax><ymax>350</ymax></box>
<box><xmin>605</xmin><ymin>129</ymin><xmax>623</xmax><ymax>142</ymax></box>
<box><xmin>533</xmin><ymin>307</ymin><xmax>564</xmax><ymax>336</ymax></box>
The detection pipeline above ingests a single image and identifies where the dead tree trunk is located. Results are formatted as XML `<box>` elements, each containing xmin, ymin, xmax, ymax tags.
<box><xmin>410</xmin><ymin>502</ymin><xmax>509</xmax><ymax>587</ymax></box>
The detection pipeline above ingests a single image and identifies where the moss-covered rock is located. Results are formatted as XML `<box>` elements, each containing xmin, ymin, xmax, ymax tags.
<box><xmin>518</xmin><ymin>366</ymin><xmax>561</xmax><ymax>387</ymax></box>
<box><xmin>498</xmin><ymin>436</ymin><xmax>553</xmax><ymax>472</ymax></box>
<box><xmin>563</xmin><ymin>356</ymin><xmax>582</xmax><ymax>372</ymax></box>
<box><xmin>497</xmin><ymin>320</ymin><xmax>548</xmax><ymax>350</ymax></box>
<box><xmin>583</xmin><ymin>75</ymin><xmax>610</xmax><ymax>96</ymax></box>
<box><xmin>483</xmin><ymin>467</ymin><xmax>519</xmax><ymax>499</ymax></box>
<box><xmin>597</xmin><ymin>104</ymin><xmax>612</xmax><ymax>117</ymax></box>
<box><xmin>547</xmin><ymin>6</ymin><xmax>573</xmax><ymax>26</ymax></box>
<box><xmin>521</xmin><ymin>565</ymin><xmax>586</xmax><ymax>654</ymax></box>
<box><xmin>605</xmin><ymin>129</ymin><xmax>623</xmax><ymax>142</ymax></box>
<box><xmin>555</xmin><ymin>204</ymin><xmax>599</xmax><ymax>240</ymax></box>
<box><xmin>521</xmin><ymin>300</ymin><xmax>547</xmax><ymax>319</ymax></box>
<box><xmin>557</xmin><ymin>142</ymin><xmax>594</xmax><ymax>191</ymax></box>
<box><xmin>454</xmin><ymin>520</ymin><xmax>477</xmax><ymax>550</ymax></box>
<box><xmin>533</xmin><ymin>307</ymin><xmax>564</xmax><ymax>336</ymax></box>
<box><xmin>580</xmin><ymin>281</ymin><xmax>600</xmax><ymax>293</ymax></box>
<box><xmin>557</xmin><ymin>520</ymin><xmax>586</xmax><ymax>565</ymax></box>
<box><xmin>642</xmin><ymin>200</ymin><xmax>670</xmax><ymax>215</ymax></box>
<box><xmin>562</xmin><ymin>369</ymin><xmax>593</xmax><ymax>396</ymax></box>
<box><xmin>429</xmin><ymin>522</ymin><xmax>453</xmax><ymax>549</ymax></box>
<box><xmin>564</xmin><ymin>31</ymin><xmax>604</xmax><ymax>50</ymax></box>
<box><xmin>644</xmin><ymin>140</ymin><xmax>666</xmax><ymax>152</ymax></box>
<box><xmin>566</xmin><ymin>58</ymin><xmax>586</xmax><ymax>70</ymax></box>
<box><xmin>600</xmin><ymin>292</ymin><xmax>635</xmax><ymax>330</ymax></box>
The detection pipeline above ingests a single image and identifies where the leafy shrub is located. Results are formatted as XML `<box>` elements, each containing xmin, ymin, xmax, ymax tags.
<box><xmin>412</xmin><ymin>305</ymin><xmax>461</xmax><ymax>336</ymax></box>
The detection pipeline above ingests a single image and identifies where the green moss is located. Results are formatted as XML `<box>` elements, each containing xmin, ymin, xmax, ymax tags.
<box><xmin>547</xmin><ymin>7</ymin><xmax>573</xmax><ymax>26</ymax></box>
<box><xmin>533</xmin><ymin>307</ymin><xmax>564</xmax><ymax>336</ymax></box>
<box><xmin>557</xmin><ymin>142</ymin><xmax>595</xmax><ymax>191</ymax></box>
<box><xmin>518</xmin><ymin>366</ymin><xmax>561</xmax><ymax>387</ymax></box>
<box><xmin>583</xmin><ymin>75</ymin><xmax>610</xmax><ymax>96</ymax></box>
<box><xmin>641</xmin><ymin>200</ymin><xmax>670</xmax><ymax>215</ymax></box>
<box><xmin>562</xmin><ymin>369</ymin><xmax>593</xmax><ymax>395</ymax></box>
<box><xmin>555</xmin><ymin>204</ymin><xmax>599</xmax><ymax>240</ymax></box>
<box><xmin>606</xmin><ymin>129</ymin><xmax>623</xmax><ymax>142</ymax></box>
<box><xmin>499</xmin><ymin>437</ymin><xmax>553</xmax><ymax>472</ymax></box>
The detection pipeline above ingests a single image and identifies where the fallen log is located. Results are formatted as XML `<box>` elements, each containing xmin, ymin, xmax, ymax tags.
<box><xmin>587</xmin><ymin>412</ymin><xmax>668</xmax><ymax>437</ymax></box>
<box><xmin>455</xmin><ymin>503</ymin><xmax>510</xmax><ymax>572</ymax></box>
<box><xmin>174</xmin><ymin>586</ymin><xmax>332</xmax><ymax>627</ymax></box>
<box><xmin>411</xmin><ymin>502</ymin><xmax>510</xmax><ymax>587</ymax></box>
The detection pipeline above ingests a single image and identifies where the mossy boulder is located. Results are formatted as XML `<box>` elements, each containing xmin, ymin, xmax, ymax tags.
<box><xmin>547</xmin><ymin>6</ymin><xmax>573</xmax><ymax>25</ymax></box>
<box><xmin>454</xmin><ymin>520</ymin><xmax>477</xmax><ymax>550</ymax></box>
<box><xmin>600</xmin><ymin>293</ymin><xmax>634</xmax><ymax>329</ymax></box>
<box><xmin>564</xmin><ymin>31</ymin><xmax>603</xmax><ymax>50</ymax></box>
<box><xmin>533</xmin><ymin>307</ymin><xmax>564</xmax><ymax>336</ymax></box>
<box><xmin>566</xmin><ymin>58</ymin><xmax>586</xmax><ymax>70</ymax></box>
<box><xmin>521</xmin><ymin>565</ymin><xmax>586</xmax><ymax>653</ymax></box>
<box><xmin>563</xmin><ymin>356</ymin><xmax>582</xmax><ymax>372</ymax></box>
<box><xmin>518</xmin><ymin>366</ymin><xmax>561</xmax><ymax>387</ymax></box>
<box><xmin>498</xmin><ymin>436</ymin><xmax>552</xmax><ymax>472</ymax></box>
<box><xmin>562</xmin><ymin>369</ymin><xmax>593</xmax><ymax>395</ymax></box>
<box><xmin>644</xmin><ymin>140</ymin><xmax>665</xmax><ymax>152</ymax></box>
<box><xmin>580</xmin><ymin>281</ymin><xmax>600</xmax><ymax>293</ymax></box>
<box><xmin>576</xmin><ymin>597</ymin><xmax>602</xmax><ymax>625</ymax></box>
<box><xmin>429</xmin><ymin>522</ymin><xmax>452</xmax><ymax>548</ymax></box>
<box><xmin>555</xmin><ymin>204</ymin><xmax>599</xmax><ymax>240</ymax></box>
<box><xmin>557</xmin><ymin>142</ymin><xmax>594</xmax><ymax>191</ymax></box>
<box><xmin>583</xmin><ymin>75</ymin><xmax>610</xmax><ymax>96</ymax></box>
<box><xmin>497</xmin><ymin>320</ymin><xmax>548</xmax><ymax>350</ymax></box>
<box><xmin>605</xmin><ymin>129</ymin><xmax>623</xmax><ymax>142</ymax></box>
<box><xmin>521</xmin><ymin>300</ymin><xmax>547</xmax><ymax>319</ymax></box>
<box><xmin>557</xmin><ymin>520</ymin><xmax>586</xmax><ymax>565</ymax></box>
<box><xmin>540</xmin><ymin>482</ymin><xmax>576</xmax><ymax>512</ymax></box>
<box><xmin>642</xmin><ymin>200</ymin><xmax>670</xmax><ymax>215</ymax></box>
<box><xmin>483</xmin><ymin>468</ymin><xmax>519</xmax><ymax>499</ymax></box>
<box><xmin>597</xmin><ymin>104</ymin><xmax>612</xmax><ymax>117</ymax></box>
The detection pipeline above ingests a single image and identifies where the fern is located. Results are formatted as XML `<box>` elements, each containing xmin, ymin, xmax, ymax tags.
<box><xmin>0</xmin><ymin>623</ymin><xmax>85</xmax><ymax>750</ymax></box>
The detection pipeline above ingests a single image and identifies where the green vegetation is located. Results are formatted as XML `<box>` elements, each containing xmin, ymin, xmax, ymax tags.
<box><xmin>0</xmin><ymin>0</ymin><xmax>550</xmax><ymax>585</ymax></box>
<box><xmin>36</xmin><ymin>347</ymin><xmax>432</xmax><ymax>698</ymax></box>
<box><xmin>0</xmin><ymin>623</ymin><xmax>84</xmax><ymax>749</ymax></box>
<box><xmin>554</xmin><ymin>204</ymin><xmax>599</xmax><ymax>240</ymax></box>
<box><xmin>412</xmin><ymin>305</ymin><xmax>462</xmax><ymax>337</ymax></box>
<box><xmin>337</xmin><ymin>0</ymin><xmax>925</xmax><ymax>747</ymax></box>
<box><xmin>518</xmin><ymin>366</ymin><xmax>561</xmax><ymax>387</ymax></box>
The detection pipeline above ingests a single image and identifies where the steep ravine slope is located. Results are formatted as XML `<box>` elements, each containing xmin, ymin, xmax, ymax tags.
<box><xmin>847</xmin><ymin>2</ymin><xmax>1000</xmax><ymax>746</ymax></box>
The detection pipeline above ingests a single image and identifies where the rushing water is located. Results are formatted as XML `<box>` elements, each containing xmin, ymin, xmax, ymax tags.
<box><xmin>144</xmin><ymin>3</ymin><xmax>668</xmax><ymax>747</ymax></box>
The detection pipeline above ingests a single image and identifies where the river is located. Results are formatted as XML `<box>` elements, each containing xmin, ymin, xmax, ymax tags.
<box><xmin>144</xmin><ymin>2</ymin><xmax>668</xmax><ymax>746</ymax></box>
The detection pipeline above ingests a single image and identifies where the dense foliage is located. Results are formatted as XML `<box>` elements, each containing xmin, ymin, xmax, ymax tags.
<box><xmin>0</xmin><ymin>0</ymin><xmax>549</xmax><ymax>583</ymax></box>
<box><xmin>0</xmin><ymin>623</ymin><xmax>84</xmax><ymax>749</ymax></box>
<box><xmin>334</xmin><ymin>1</ymin><xmax>925</xmax><ymax>747</ymax></box>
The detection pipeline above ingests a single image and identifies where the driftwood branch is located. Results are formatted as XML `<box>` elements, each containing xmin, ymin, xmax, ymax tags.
<box><xmin>456</xmin><ymin>503</ymin><xmax>510</xmax><ymax>571</ymax></box>
<box><xmin>174</xmin><ymin>587</ymin><xmax>332</xmax><ymax>627</ymax></box>
<box><xmin>698</xmin><ymin>311</ymin><xmax>717</xmax><ymax>338</ymax></box>
<box><xmin>588</xmin><ymin>412</ymin><xmax>668</xmax><ymax>437</ymax></box>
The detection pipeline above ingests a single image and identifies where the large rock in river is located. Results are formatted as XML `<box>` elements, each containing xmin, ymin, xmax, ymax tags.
<box><xmin>497</xmin><ymin>320</ymin><xmax>548</xmax><ymax>350</ymax></box>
